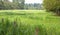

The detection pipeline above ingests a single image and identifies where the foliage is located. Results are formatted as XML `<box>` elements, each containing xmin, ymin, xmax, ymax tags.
<box><xmin>0</xmin><ymin>0</ymin><xmax>25</xmax><ymax>10</ymax></box>
<box><xmin>43</xmin><ymin>0</ymin><xmax>60</xmax><ymax>15</ymax></box>
<box><xmin>24</xmin><ymin>3</ymin><xmax>42</xmax><ymax>10</ymax></box>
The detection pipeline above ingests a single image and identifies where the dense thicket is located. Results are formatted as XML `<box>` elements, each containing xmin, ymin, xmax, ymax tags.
<box><xmin>43</xmin><ymin>0</ymin><xmax>60</xmax><ymax>15</ymax></box>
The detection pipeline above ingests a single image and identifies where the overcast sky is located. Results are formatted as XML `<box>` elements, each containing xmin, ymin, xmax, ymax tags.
<box><xmin>9</xmin><ymin>0</ymin><xmax>43</xmax><ymax>4</ymax></box>
<box><xmin>25</xmin><ymin>0</ymin><xmax>43</xmax><ymax>4</ymax></box>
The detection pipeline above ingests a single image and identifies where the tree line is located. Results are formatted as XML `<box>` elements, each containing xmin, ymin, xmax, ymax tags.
<box><xmin>0</xmin><ymin>0</ymin><xmax>25</xmax><ymax>10</ymax></box>
<box><xmin>24</xmin><ymin>3</ymin><xmax>43</xmax><ymax>10</ymax></box>
<box><xmin>0</xmin><ymin>0</ymin><xmax>43</xmax><ymax>10</ymax></box>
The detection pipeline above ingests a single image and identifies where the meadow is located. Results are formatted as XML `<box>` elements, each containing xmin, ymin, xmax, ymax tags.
<box><xmin>0</xmin><ymin>10</ymin><xmax>60</xmax><ymax>35</ymax></box>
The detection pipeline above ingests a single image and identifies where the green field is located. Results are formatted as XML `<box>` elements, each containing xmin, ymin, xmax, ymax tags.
<box><xmin>0</xmin><ymin>10</ymin><xmax>60</xmax><ymax>35</ymax></box>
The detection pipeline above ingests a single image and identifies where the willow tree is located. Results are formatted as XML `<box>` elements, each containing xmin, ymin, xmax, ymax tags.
<box><xmin>43</xmin><ymin>0</ymin><xmax>60</xmax><ymax>15</ymax></box>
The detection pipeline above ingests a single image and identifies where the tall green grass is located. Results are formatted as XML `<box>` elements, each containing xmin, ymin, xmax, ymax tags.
<box><xmin>0</xmin><ymin>10</ymin><xmax>60</xmax><ymax>35</ymax></box>
<box><xmin>0</xmin><ymin>18</ymin><xmax>47</xmax><ymax>35</ymax></box>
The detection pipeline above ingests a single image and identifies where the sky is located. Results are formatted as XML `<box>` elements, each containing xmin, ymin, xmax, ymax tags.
<box><xmin>9</xmin><ymin>0</ymin><xmax>43</xmax><ymax>4</ymax></box>
<box><xmin>25</xmin><ymin>0</ymin><xmax>43</xmax><ymax>4</ymax></box>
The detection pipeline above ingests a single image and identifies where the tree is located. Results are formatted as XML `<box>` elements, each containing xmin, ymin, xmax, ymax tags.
<box><xmin>13</xmin><ymin>0</ymin><xmax>25</xmax><ymax>9</ymax></box>
<box><xmin>43</xmin><ymin>0</ymin><xmax>60</xmax><ymax>15</ymax></box>
<box><xmin>0</xmin><ymin>0</ymin><xmax>25</xmax><ymax>10</ymax></box>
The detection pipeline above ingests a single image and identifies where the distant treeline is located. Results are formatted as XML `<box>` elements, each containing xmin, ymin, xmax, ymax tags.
<box><xmin>0</xmin><ymin>0</ymin><xmax>25</xmax><ymax>10</ymax></box>
<box><xmin>24</xmin><ymin>3</ymin><xmax>43</xmax><ymax>10</ymax></box>
<box><xmin>0</xmin><ymin>0</ymin><xmax>43</xmax><ymax>10</ymax></box>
